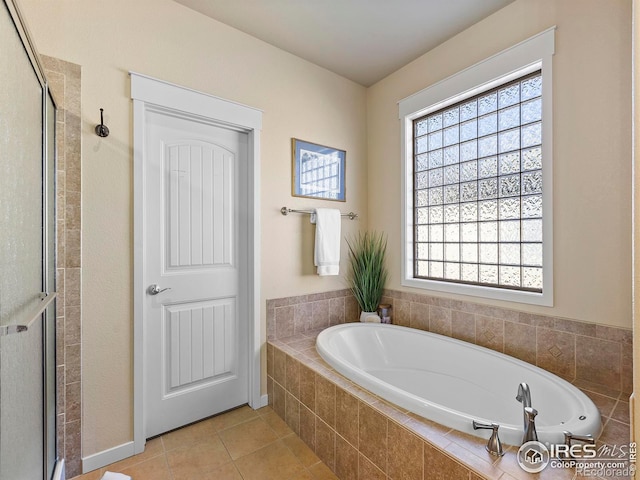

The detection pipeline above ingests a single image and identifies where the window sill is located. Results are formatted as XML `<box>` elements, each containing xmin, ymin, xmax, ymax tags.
<box><xmin>401</xmin><ymin>276</ymin><xmax>553</xmax><ymax>307</ymax></box>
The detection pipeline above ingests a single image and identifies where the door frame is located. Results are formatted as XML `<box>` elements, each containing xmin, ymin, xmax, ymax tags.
<box><xmin>130</xmin><ymin>72</ymin><xmax>263</xmax><ymax>454</ymax></box>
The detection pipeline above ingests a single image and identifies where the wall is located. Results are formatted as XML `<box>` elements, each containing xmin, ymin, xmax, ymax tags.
<box><xmin>19</xmin><ymin>0</ymin><xmax>368</xmax><ymax>461</ymax></box>
<box><xmin>366</xmin><ymin>0</ymin><xmax>632</xmax><ymax>328</ymax></box>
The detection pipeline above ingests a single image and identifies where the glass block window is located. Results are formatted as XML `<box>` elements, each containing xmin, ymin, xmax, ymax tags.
<box><xmin>412</xmin><ymin>71</ymin><xmax>543</xmax><ymax>292</ymax></box>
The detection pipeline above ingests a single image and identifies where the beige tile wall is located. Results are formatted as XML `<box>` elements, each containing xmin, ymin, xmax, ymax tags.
<box><xmin>42</xmin><ymin>55</ymin><xmax>82</xmax><ymax>479</ymax></box>
<box><xmin>267</xmin><ymin>289</ymin><xmax>360</xmax><ymax>341</ymax></box>
<box><xmin>267</xmin><ymin>288</ymin><xmax>633</xmax><ymax>395</ymax></box>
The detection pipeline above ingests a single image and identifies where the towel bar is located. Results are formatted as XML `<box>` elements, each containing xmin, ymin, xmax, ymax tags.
<box><xmin>280</xmin><ymin>207</ymin><xmax>358</xmax><ymax>220</ymax></box>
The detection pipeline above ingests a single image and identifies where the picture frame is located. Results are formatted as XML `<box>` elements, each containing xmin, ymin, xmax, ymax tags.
<box><xmin>292</xmin><ymin>138</ymin><xmax>346</xmax><ymax>202</ymax></box>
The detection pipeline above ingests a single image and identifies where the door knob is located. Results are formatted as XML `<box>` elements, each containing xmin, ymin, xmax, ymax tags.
<box><xmin>147</xmin><ymin>284</ymin><xmax>171</xmax><ymax>295</ymax></box>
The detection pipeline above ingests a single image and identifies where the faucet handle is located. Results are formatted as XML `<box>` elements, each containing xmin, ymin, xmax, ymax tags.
<box><xmin>472</xmin><ymin>420</ymin><xmax>505</xmax><ymax>457</ymax></box>
<box><xmin>560</xmin><ymin>431</ymin><xmax>595</xmax><ymax>459</ymax></box>
<box><xmin>563</xmin><ymin>431</ymin><xmax>595</xmax><ymax>446</ymax></box>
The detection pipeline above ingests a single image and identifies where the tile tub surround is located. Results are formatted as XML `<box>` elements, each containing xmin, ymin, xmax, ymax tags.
<box><xmin>267</xmin><ymin>288</ymin><xmax>632</xmax><ymax>395</ymax></box>
<box><xmin>380</xmin><ymin>289</ymin><xmax>633</xmax><ymax>396</ymax></box>
<box><xmin>267</xmin><ymin>289</ymin><xmax>359</xmax><ymax>341</ymax></box>
<box><xmin>267</xmin><ymin>333</ymin><xmax>631</xmax><ymax>480</ymax></box>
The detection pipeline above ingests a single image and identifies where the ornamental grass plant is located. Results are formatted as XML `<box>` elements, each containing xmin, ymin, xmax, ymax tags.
<box><xmin>346</xmin><ymin>231</ymin><xmax>388</xmax><ymax>313</ymax></box>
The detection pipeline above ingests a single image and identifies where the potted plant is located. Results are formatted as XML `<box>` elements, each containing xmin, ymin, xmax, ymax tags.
<box><xmin>345</xmin><ymin>231</ymin><xmax>388</xmax><ymax>322</ymax></box>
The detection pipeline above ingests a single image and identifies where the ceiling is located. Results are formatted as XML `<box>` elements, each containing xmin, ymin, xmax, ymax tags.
<box><xmin>174</xmin><ymin>0</ymin><xmax>516</xmax><ymax>86</ymax></box>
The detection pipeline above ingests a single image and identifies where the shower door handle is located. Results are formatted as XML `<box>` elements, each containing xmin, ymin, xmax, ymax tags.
<box><xmin>0</xmin><ymin>292</ymin><xmax>57</xmax><ymax>336</ymax></box>
<box><xmin>147</xmin><ymin>284</ymin><xmax>171</xmax><ymax>296</ymax></box>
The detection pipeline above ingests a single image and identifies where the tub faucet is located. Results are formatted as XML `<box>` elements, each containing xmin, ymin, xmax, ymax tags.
<box><xmin>472</xmin><ymin>420</ymin><xmax>504</xmax><ymax>456</ymax></box>
<box><xmin>516</xmin><ymin>383</ymin><xmax>538</xmax><ymax>444</ymax></box>
<box><xmin>523</xmin><ymin>406</ymin><xmax>539</xmax><ymax>443</ymax></box>
<box><xmin>560</xmin><ymin>431</ymin><xmax>595</xmax><ymax>458</ymax></box>
<box><xmin>516</xmin><ymin>382</ymin><xmax>531</xmax><ymax>409</ymax></box>
<box><xmin>563</xmin><ymin>431</ymin><xmax>594</xmax><ymax>447</ymax></box>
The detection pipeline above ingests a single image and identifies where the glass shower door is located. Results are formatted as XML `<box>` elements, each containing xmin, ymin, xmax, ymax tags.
<box><xmin>0</xmin><ymin>0</ymin><xmax>58</xmax><ymax>479</ymax></box>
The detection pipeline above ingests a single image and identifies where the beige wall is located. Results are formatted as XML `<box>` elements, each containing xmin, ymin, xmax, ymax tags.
<box><xmin>19</xmin><ymin>0</ymin><xmax>367</xmax><ymax>457</ymax></box>
<box><xmin>367</xmin><ymin>0</ymin><xmax>632</xmax><ymax>328</ymax></box>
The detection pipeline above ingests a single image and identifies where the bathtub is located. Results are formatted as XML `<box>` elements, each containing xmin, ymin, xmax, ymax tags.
<box><xmin>316</xmin><ymin>323</ymin><xmax>601</xmax><ymax>446</ymax></box>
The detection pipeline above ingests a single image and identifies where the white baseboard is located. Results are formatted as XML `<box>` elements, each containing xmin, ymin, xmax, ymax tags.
<box><xmin>250</xmin><ymin>393</ymin><xmax>269</xmax><ymax>410</ymax></box>
<box><xmin>83</xmin><ymin>396</ymin><xmax>269</xmax><ymax>474</ymax></box>
<box><xmin>82</xmin><ymin>441</ymin><xmax>135</xmax><ymax>474</ymax></box>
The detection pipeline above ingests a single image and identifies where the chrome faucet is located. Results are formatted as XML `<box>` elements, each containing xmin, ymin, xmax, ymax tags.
<box><xmin>516</xmin><ymin>382</ymin><xmax>531</xmax><ymax>409</ymax></box>
<box><xmin>560</xmin><ymin>431</ymin><xmax>595</xmax><ymax>458</ymax></box>
<box><xmin>516</xmin><ymin>383</ymin><xmax>538</xmax><ymax>444</ymax></box>
<box><xmin>472</xmin><ymin>420</ymin><xmax>504</xmax><ymax>456</ymax></box>
<box><xmin>563</xmin><ymin>431</ymin><xmax>594</xmax><ymax>446</ymax></box>
<box><xmin>523</xmin><ymin>406</ymin><xmax>539</xmax><ymax>443</ymax></box>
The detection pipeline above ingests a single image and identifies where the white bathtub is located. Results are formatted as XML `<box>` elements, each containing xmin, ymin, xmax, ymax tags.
<box><xmin>316</xmin><ymin>323</ymin><xmax>601</xmax><ymax>446</ymax></box>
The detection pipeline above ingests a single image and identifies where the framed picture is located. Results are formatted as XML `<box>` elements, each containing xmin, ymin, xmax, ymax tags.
<box><xmin>292</xmin><ymin>138</ymin><xmax>346</xmax><ymax>202</ymax></box>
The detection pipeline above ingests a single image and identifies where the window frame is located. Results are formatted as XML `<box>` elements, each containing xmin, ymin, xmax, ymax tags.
<box><xmin>399</xmin><ymin>27</ymin><xmax>555</xmax><ymax>306</ymax></box>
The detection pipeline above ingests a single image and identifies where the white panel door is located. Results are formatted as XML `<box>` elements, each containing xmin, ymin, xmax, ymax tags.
<box><xmin>144</xmin><ymin>108</ymin><xmax>248</xmax><ymax>438</ymax></box>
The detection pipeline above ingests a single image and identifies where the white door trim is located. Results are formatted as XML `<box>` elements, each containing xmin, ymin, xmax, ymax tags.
<box><xmin>131</xmin><ymin>72</ymin><xmax>263</xmax><ymax>454</ymax></box>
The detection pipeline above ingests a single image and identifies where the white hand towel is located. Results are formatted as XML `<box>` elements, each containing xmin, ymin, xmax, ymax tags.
<box><xmin>101</xmin><ymin>472</ymin><xmax>132</xmax><ymax>480</ymax></box>
<box><xmin>313</xmin><ymin>208</ymin><xmax>341</xmax><ymax>276</ymax></box>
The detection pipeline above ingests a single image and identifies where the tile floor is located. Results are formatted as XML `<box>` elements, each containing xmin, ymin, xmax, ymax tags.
<box><xmin>71</xmin><ymin>405</ymin><xmax>338</xmax><ymax>480</ymax></box>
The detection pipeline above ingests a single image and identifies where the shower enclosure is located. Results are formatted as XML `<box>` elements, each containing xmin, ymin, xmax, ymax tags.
<box><xmin>0</xmin><ymin>0</ymin><xmax>60</xmax><ymax>478</ymax></box>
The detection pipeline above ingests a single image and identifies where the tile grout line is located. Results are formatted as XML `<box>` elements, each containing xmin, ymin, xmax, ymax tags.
<box><xmin>223</xmin><ymin>409</ymin><xmax>318</xmax><ymax>480</ymax></box>
<box><xmin>216</xmin><ymin>428</ymin><xmax>246</xmax><ymax>480</ymax></box>
<box><xmin>163</xmin><ymin>450</ymin><xmax>175</xmax><ymax>480</ymax></box>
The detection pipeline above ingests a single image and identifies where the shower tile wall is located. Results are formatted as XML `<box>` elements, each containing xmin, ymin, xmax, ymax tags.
<box><xmin>42</xmin><ymin>55</ymin><xmax>83</xmax><ymax>479</ymax></box>
<box><xmin>267</xmin><ymin>288</ymin><xmax>632</xmax><ymax>395</ymax></box>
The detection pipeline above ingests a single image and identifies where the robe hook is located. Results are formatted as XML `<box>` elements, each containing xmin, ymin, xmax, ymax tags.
<box><xmin>95</xmin><ymin>108</ymin><xmax>110</xmax><ymax>137</ymax></box>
